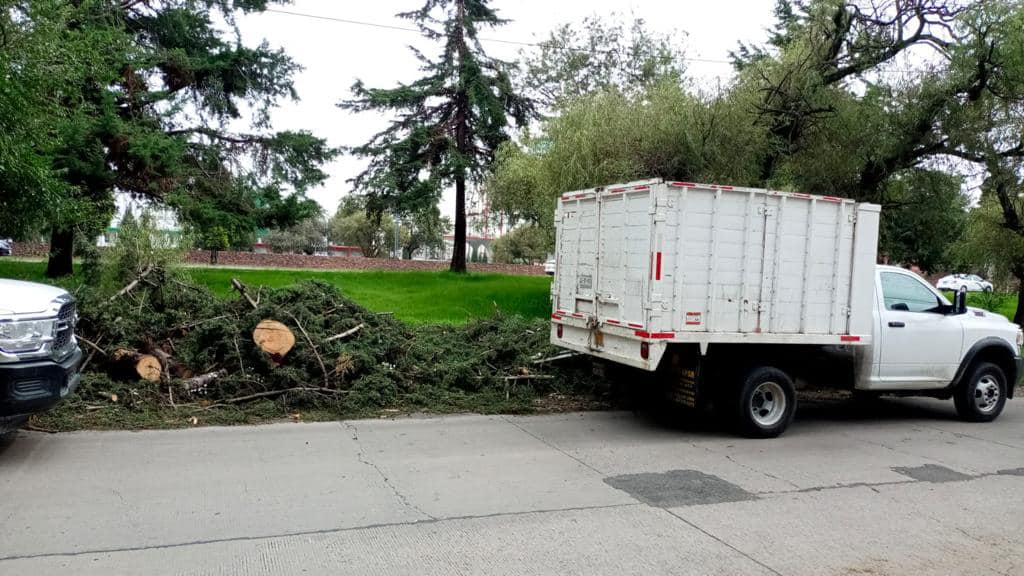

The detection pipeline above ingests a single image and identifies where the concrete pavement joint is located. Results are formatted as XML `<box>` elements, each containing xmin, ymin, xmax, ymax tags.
<box><xmin>342</xmin><ymin>421</ymin><xmax>437</xmax><ymax>521</ymax></box>
<box><xmin>502</xmin><ymin>416</ymin><xmax>607</xmax><ymax>476</ymax></box>
<box><xmin>661</xmin><ymin>507</ymin><xmax>787</xmax><ymax>576</ymax></box>
<box><xmin>0</xmin><ymin>502</ymin><xmax>643</xmax><ymax>563</ymax></box>
<box><xmin>757</xmin><ymin>467</ymin><xmax>1023</xmax><ymax>497</ymax></box>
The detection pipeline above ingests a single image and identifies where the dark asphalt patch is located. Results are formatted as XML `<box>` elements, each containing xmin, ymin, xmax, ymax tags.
<box><xmin>604</xmin><ymin>469</ymin><xmax>757</xmax><ymax>507</ymax></box>
<box><xmin>892</xmin><ymin>464</ymin><xmax>972</xmax><ymax>483</ymax></box>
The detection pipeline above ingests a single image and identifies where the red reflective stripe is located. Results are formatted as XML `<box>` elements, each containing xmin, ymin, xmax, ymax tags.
<box><xmin>551</xmin><ymin>314</ymin><xmax>563</xmax><ymax>321</ymax></box>
<box><xmin>791</xmin><ymin>193</ymin><xmax>812</xmax><ymax>199</ymax></box>
<box><xmin>627</xmin><ymin>322</ymin><xmax>643</xmax><ymax>328</ymax></box>
<box><xmin>669</xmin><ymin>181</ymin><xmax>696</xmax><ymax>188</ymax></box>
<box><xmin>655</xmin><ymin>252</ymin><xmax>662</xmax><ymax>280</ymax></box>
<box><xmin>605</xmin><ymin>319</ymin><xmax>621</xmax><ymax>325</ymax></box>
<box><xmin>840</xmin><ymin>335</ymin><xmax>861</xmax><ymax>342</ymax></box>
<box><xmin>822</xmin><ymin>196</ymin><xmax>843</xmax><ymax>203</ymax></box>
<box><xmin>571</xmin><ymin>313</ymin><xmax>584</xmax><ymax>318</ymax></box>
<box><xmin>635</xmin><ymin>331</ymin><xmax>675</xmax><ymax>339</ymax></box>
<box><xmin>717</xmin><ymin>185</ymin><xmax>734</xmax><ymax>190</ymax></box>
<box><xmin>608</xmin><ymin>187</ymin><xmax>626</xmax><ymax>193</ymax></box>
<box><xmin>632</xmin><ymin>185</ymin><xmax>650</xmax><ymax>191</ymax></box>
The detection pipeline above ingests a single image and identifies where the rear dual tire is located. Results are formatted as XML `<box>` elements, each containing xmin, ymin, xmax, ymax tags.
<box><xmin>733</xmin><ymin>367</ymin><xmax>797</xmax><ymax>438</ymax></box>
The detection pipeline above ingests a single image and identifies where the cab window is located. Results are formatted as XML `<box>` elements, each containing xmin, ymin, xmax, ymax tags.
<box><xmin>880</xmin><ymin>272</ymin><xmax>942</xmax><ymax>313</ymax></box>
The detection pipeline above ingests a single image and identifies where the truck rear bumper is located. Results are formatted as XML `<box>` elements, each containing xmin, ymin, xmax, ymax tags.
<box><xmin>0</xmin><ymin>347</ymin><xmax>83</xmax><ymax>419</ymax></box>
<box><xmin>551</xmin><ymin>320</ymin><xmax>666</xmax><ymax>371</ymax></box>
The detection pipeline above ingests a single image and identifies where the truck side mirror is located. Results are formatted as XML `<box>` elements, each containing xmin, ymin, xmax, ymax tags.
<box><xmin>953</xmin><ymin>286</ymin><xmax>968</xmax><ymax>315</ymax></box>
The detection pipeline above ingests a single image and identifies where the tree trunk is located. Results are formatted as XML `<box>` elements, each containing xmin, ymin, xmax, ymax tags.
<box><xmin>450</xmin><ymin>175</ymin><xmax>467</xmax><ymax>273</ymax></box>
<box><xmin>1015</xmin><ymin>277</ymin><xmax>1024</xmax><ymax>327</ymax></box>
<box><xmin>209</xmin><ymin>249</ymin><xmax>218</xmax><ymax>265</ymax></box>
<box><xmin>449</xmin><ymin>0</ymin><xmax>469</xmax><ymax>274</ymax></box>
<box><xmin>45</xmin><ymin>228</ymin><xmax>75</xmax><ymax>278</ymax></box>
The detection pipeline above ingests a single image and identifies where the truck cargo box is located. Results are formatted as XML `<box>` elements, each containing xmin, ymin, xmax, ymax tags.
<box><xmin>551</xmin><ymin>179</ymin><xmax>881</xmax><ymax>370</ymax></box>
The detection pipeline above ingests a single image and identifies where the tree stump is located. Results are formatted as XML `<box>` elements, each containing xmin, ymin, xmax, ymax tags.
<box><xmin>252</xmin><ymin>319</ymin><xmax>295</xmax><ymax>364</ymax></box>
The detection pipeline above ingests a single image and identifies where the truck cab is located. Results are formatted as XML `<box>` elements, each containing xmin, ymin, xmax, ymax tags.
<box><xmin>0</xmin><ymin>279</ymin><xmax>83</xmax><ymax>436</ymax></box>
<box><xmin>862</xmin><ymin>265</ymin><xmax>1022</xmax><ymax>420</ymax></box>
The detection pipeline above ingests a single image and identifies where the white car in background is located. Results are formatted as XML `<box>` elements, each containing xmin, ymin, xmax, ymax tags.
<box><xmin>543</xmin><ymin>258</ymin><xmax>556</xmax><ymax>275</ymax></box>
<box><xmin>937</xmin><ymin>273</ymin><xmax>993</xmax><ymax>292</ymax></box>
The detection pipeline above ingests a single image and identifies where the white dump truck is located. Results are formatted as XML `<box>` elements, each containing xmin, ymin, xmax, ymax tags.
<box><xmin>550</xmin><ymin>179</ymin><xmax>1022</xmax><ymax>437</ymax></box>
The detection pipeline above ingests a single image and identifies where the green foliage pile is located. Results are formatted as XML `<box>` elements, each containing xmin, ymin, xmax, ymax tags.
<box><xmin>55</xmin><ymin>273</ymin><xmax>604</xmax><ymax>430</ymax></box>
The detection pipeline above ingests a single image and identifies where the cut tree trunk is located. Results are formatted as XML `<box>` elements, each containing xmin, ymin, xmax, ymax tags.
<box><xmin>252</xmin><ymin>320</ymin><xmax>296</xmax><ymax>364</ymax></box>
<box><xmin>109</xmin><ymin>349</ymin><xmax>163</xmax><ymax>382</ymax></box>
<box><xmin>46</xmin><ymin>228</ymin><xmax>75</xmax><ymax>278</ymax></box>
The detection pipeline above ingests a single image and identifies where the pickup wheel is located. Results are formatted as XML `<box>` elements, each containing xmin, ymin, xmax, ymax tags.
<box><xmin>734</xmin><ymin>367</ymin><xmax>796</xmax><ymax>438</ymax></box>
<box><xmin>953</xmin><ymin>362</ymin><xmax>1007</xmax><ymax>422</ymax></box>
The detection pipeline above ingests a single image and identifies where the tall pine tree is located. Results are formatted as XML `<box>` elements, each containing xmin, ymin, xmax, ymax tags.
<box><xmin>43</xmin><ymin>0</ymin><xmax>335</xmax><ymax>277</ymax></box>
<box><xmin>342</xmin><ymin>0</ymin><xmax>531</xmax><ymax>272</ymax></box>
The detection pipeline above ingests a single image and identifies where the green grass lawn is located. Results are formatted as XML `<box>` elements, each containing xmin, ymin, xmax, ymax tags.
<box><xmin>0</xmin><ymin>260</ymin><xmax>552</xmax><ymax>324</ymax></box>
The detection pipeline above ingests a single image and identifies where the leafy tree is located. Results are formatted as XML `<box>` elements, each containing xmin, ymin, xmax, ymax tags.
<box><xmin>264</xmin><ymin>216</ymin><xmax>329</xmax><ymax>255</ymax></box>
<box><xmin>878</xmin><ymin>170</ymin><xmax>967</xmax><ymax>272</ymax></box>
<box><xmin>517</xmin><ymin>15</ymin><xmax>686</xmax><ymax>109</ymax></box>
<box><xmin>341</xmin><ymin>0</ymin><xmax>532</xmax><ymax>272</ymax></box>
<box><xmin>492</xmin><ymin>225</ymin><xmax>548</xmax><ymax>264</ymax></box>
<box><xmin>42</xmin><ymin>0</ymin><xmax>335</xmax><ymax>277</ymax></box>
<box><xmin>488</xmin><ymin>78</ymin><xmax>766</xmax><ymax>247</ymax></box>
<box><xmin>400</xmin><ymin>206</ymin><xmax>451</xmax><ymax>259</ymax></box>
<box><xmin>0</xmin><ymin>1</ymin><xmax>127</xmax><ymax>239</ymax></box>
<box><xmin>328</xmin><ymin>196</ymin><xmax>393</xmax><ymax>258</ymax></box>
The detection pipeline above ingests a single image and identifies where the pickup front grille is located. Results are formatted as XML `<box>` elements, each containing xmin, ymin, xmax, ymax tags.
<box><xmin>52</xmin><ymin>301</ymin><xmax>76</xmax><ymax>357</ymax></box>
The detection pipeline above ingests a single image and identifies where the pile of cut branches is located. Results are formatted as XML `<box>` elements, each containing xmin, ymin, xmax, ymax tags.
<box><xmin>55</xmin><ymin>266</ymin><xmax>608</xmax><ymax>428</ymax></box>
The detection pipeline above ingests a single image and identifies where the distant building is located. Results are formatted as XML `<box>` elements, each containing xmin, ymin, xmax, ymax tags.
<box><xmin>442</xmin><ymin>235</ymin><xmax>493</xmax><ymax>262</ymax></box>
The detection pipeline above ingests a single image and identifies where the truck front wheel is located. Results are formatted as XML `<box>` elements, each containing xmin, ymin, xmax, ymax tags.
<box><xmin>734</xmin><ymin>367</ymin><xmax>796</xmax><ymax>438</ymax></box>
<box><xmin>953</xmin><ymin>362</ymin><xmax>1007</xmax><ymax>422</ymax></box>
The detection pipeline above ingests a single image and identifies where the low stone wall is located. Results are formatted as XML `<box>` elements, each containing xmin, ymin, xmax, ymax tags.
<box><xmin>9</xmin><ymin>242</ymin><xmax>49</xmax><ymax>257</ymax></box>
<box><xmin>184</xmin><ymin>250</ymin><xmax>546</xmax><ymax>275</ymax></box>
<box><xmin>8</xmin><ymin>242</ymin><xmax>544</xmax><ymax>276</ymax></box>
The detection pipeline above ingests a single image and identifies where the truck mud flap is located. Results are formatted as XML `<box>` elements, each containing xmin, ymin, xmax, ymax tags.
<box><xmin>663</xmin><ymin>346</ymin><xmax>703</xmax><ymax>409</ymax></box>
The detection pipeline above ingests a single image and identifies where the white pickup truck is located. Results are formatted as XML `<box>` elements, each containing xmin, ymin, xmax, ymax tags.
<box><xmin>0</xmin><ymin>279</ymin><xmax>82</xmax><ymax>436</ymax></box>
<box><xmin>550</xmin><ymin>179</ymin><xmax>1022</xmax><ymax>437</ymax></box>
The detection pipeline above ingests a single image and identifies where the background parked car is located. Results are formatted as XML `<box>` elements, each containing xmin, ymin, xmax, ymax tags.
<box><xmin>543</xmin><ymin>258</ymin><xmax>556</xmax><ymax>275</ymax></box>
<box><xmin>936</xmin><ymin>273</ymin><xmax>993</xmax><ymax>292</ymax></box>
<box><xmin>0</xmin><ymin>239</ymin><xmax>11</xmax><ymax>256</ymax></box>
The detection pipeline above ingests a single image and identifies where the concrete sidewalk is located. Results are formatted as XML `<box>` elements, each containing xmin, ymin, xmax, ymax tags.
<box><xmin>1</xmin><ymin>397</ymin><xmax>1022</xmax><ymax>575</ymax></box>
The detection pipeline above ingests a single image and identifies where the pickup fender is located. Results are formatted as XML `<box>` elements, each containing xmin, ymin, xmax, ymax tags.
<box><xmin>950</xmin><ymin>337</ymin><xmax>1019</xmax><ymax>399</ymax></box>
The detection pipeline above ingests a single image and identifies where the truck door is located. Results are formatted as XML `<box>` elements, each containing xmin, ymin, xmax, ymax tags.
<box><xmin>876</xmin><ymin>270</ymin><xmax>963</xmax><ymax>386</ymax></box>
<box><xmin>595</xmin><ymin>189</ymin><xmax>651</xmax><ymax>327</ymax></box>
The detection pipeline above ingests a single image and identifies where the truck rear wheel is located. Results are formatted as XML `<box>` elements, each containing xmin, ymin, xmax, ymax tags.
<box><xmin>734</xmin><ymin>367</ymin><xmax>796</xmax><ymax>438</ymax></box>
<box><xmin>953</xmin><ymin>361</ymin><xmax>1007</xmax><ymax>422</ymax></box>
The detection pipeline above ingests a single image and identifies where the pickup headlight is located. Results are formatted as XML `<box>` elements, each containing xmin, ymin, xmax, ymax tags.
<box><xmin>0</xmin><ymin>319</ymin><xmax>57</xmax><ymax>354</ymax></box>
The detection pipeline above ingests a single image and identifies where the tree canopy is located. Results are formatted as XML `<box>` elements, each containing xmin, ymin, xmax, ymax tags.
<box><xmin>341</xmin><ymin>0</ymin><xmax>532</xmax><ymax>272</ymax></box>
<box><xmin>490</xmin><ymin>0</ymin><xmax>1021</xmax><ymax>285</ymax></box>
<box><xmin>0</xmin><ymin>0</ymin><xmax>337</xmax><ymax>276</ymax></box>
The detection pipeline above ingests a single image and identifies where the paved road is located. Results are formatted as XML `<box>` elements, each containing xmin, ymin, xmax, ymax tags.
<box><xmin>1</xmin><ymin>397</ymin><xmax>1023</xmax><ymax>575</ymax></box>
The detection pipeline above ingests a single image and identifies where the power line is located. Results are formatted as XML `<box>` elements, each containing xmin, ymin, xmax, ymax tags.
<box><xmin>262</xmin><ymin>8</ymin><xmax>934</xmax><ymax>76</ymax></box>
<box><xmin>263</xmin><ymin>8</ymin><xmax>736</xmax><ymax>66</ymax></box>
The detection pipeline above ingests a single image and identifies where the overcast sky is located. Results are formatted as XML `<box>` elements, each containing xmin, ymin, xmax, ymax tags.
<box><xmin>233</xmin><ymin>0</ymin><xmax>776</xmax><ymax>219</ymax></box>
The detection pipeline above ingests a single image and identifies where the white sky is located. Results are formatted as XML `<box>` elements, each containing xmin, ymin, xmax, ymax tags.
<box><xmin>233</xmin><ymin>0</ymin><xmax>776</xmax><ymax>220</ymax></box>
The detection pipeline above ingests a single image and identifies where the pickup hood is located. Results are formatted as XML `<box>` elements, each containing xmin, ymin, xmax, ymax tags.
<box><xmin>966</xmin><ymin>306</ymin><xmax>1012</xmax><ymax>324</ymax></box>
<box><xmin>0</xmin><ymin>279</ymin><xmax>69</xmax><ymax>316</ymax></box>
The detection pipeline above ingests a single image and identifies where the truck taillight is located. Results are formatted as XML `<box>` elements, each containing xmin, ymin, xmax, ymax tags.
<box><xmin>557</xmin><ymin>324</ymin><xmax>563</xmax><ymax>339</ymax></box>
<box><xmin>1017</xmin><ymin>329</ymin><xmax>1022</xmax><ymax>349</ymax></box>
<box><xmin>640</xmin><ymin>342</ymin><xmax>649</xmax><ymax>360</ymax></box>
